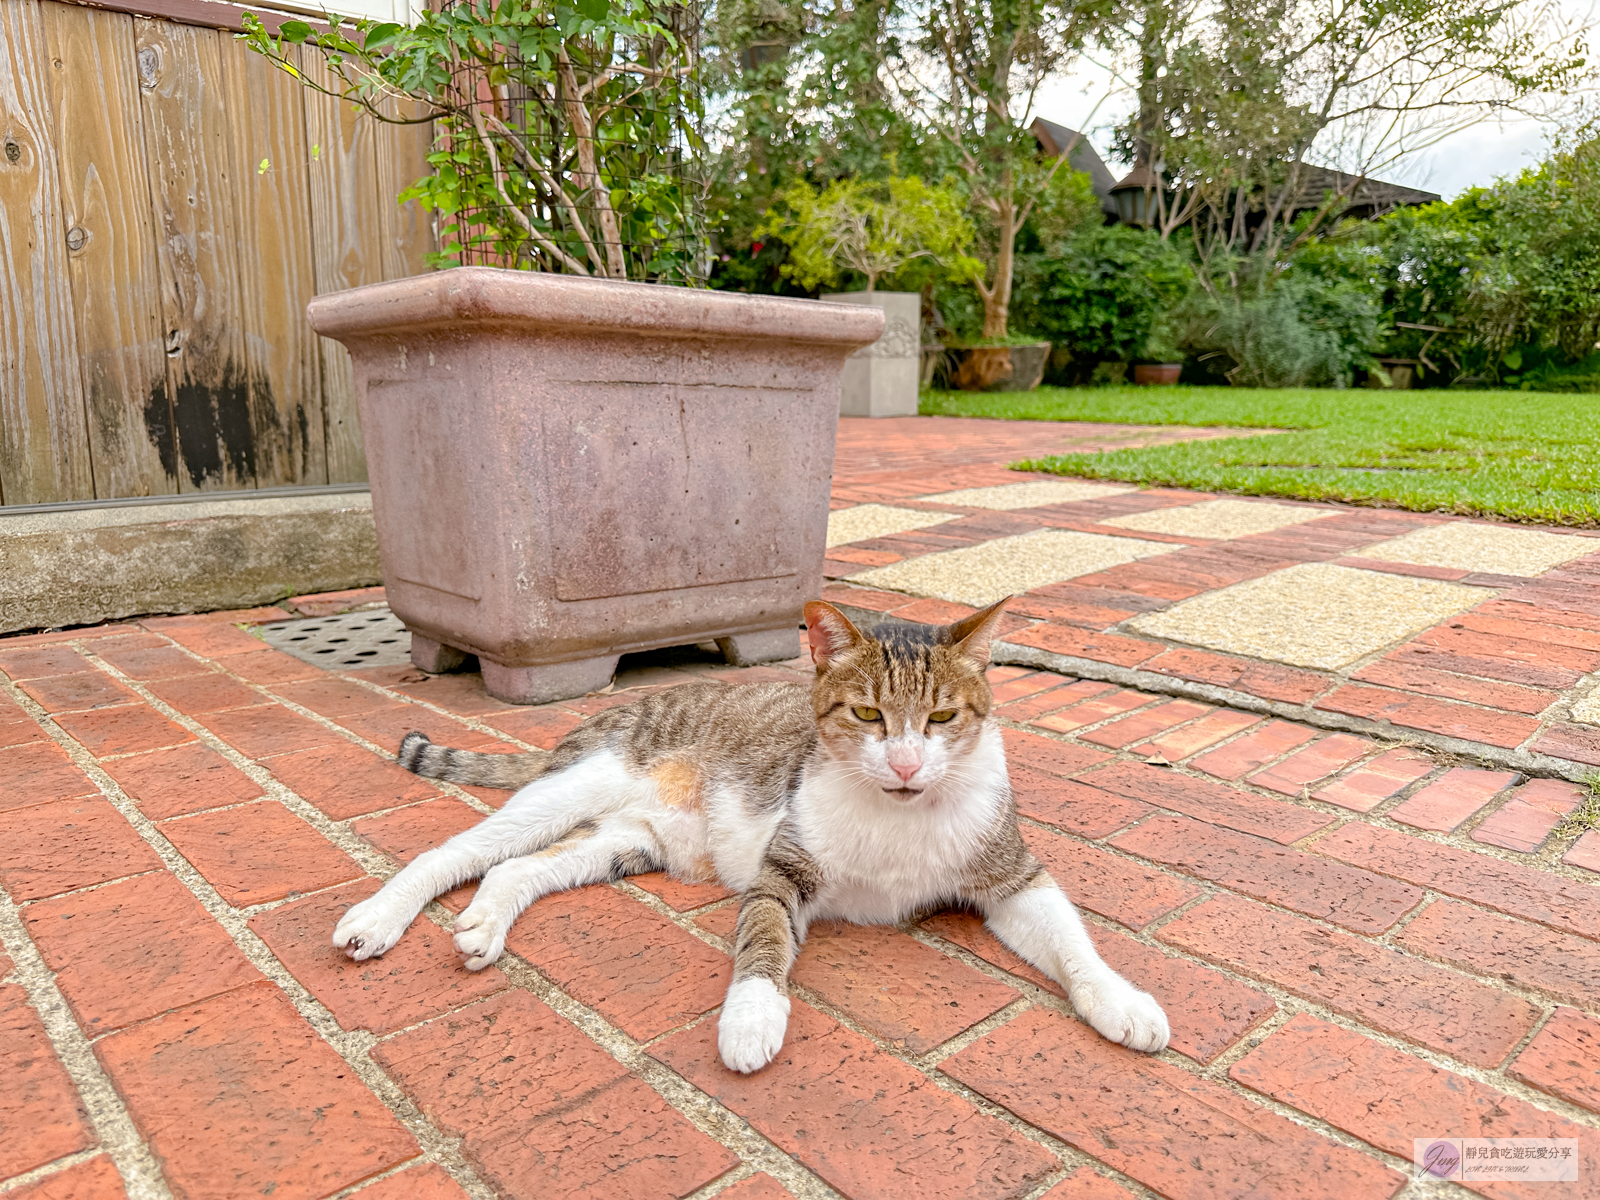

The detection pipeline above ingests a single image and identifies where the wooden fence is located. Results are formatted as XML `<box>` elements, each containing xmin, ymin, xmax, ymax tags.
<box><xmin>0</xmin><ymin>0</ymin><xmax>434</xmax><ymax>507</ymax></box>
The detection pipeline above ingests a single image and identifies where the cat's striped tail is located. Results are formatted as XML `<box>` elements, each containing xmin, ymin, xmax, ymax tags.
<box><xmin>396</xmin><ymin>731</ymin><xmax>551</xmax><ymax>790</ymax></box>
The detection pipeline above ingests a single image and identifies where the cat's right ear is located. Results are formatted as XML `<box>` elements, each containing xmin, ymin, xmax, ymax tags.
<box><xmin>802</xmin><ymin>600</ymin><xmax>865</xmax><ymax>669</ymax></box>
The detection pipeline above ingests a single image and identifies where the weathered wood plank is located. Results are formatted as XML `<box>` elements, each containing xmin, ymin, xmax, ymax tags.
<box><xmin>221</xmin><ymin>36</ymin><xmax>326</xmax><ymax>488</ymax></box>
<box><xmin>0</xmin><ymin>0</ymin><xmax>94</xmax><ymax>505</ymax></box>
<box><xmin>376</xmin><ymin>99</ymin><xmax>433</xmax><ymax>281</ymax></box>
<box><xmin>304</xmin><ymin>59</ymin><xmax>385</xmax><ymax>484</ymax></box>
<box><xmin>135</xmin><ymin>16</ymin><xmax>256</xmax><ymax>491</ymax></box>
<box><xmin>41</xmin><ymin>2</ymin><xmax>179</xmax><ymax>499</ymax></box>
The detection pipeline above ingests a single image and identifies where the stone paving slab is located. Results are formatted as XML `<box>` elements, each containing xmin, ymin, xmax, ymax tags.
<box><xmin>1099</xmin><ymin>498</ymin><xmax>1337</xmax><ymax>540</ymax></box>
<box><xmin>825</xmin><ymin>504</ymin><xmax>958</xmax><ymax>548</ymax></box>
<box><xmin>1124</xmin><ymin>563</ymin><xmax>1493</xmax><ymax>670</ymax></box>
<box><xmin>1</xmin><ymin>581</ymin><xmax>1598</xmax><ymax>1198</ymax></box>
<box><xmin>914</xmin><ymin>480</ymin><xmax>1133</xmax><ymax>510</ymax></box>
<box><xmin>1351</xmin><ymin>521</ymin><xmax>1596</xmax><ymax>576</ymax></box>
<box><xmin>852</xmin><ymin>530</ymin><xmax>1179</xmax><ymax>606</ymax></box>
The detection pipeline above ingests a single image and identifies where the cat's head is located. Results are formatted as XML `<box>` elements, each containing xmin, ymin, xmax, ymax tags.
<box><xmin>802</xmin><ymin>597</ymin><xmax>1010</xmax><ymax>800</ymax></box>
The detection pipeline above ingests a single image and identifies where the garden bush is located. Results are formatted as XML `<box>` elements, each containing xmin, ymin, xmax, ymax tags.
<box><xmin>1188</xmin><ymin>273</ymin><xmax>1385</xmax><ymax>388</ymax></box>
<box><xmin>1009</xmin><ymin>225</ymin><xmax>1192</xmax><ymax>381</ymax></box>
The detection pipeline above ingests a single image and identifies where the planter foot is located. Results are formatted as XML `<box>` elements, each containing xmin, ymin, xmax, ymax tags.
<box><xmin>717</xmin><ymin>626</ymin><xmax>801</xmax><ymax>667</ymax></box>
<box><xmin>410</xmin><ymin>634</ymin><xmax>470</xmax><ymax>674</ymax></box>
<box><xmin>481</xmin><ymin>655</ymin><xmax>620</xmax><ymax>705</ymax></box>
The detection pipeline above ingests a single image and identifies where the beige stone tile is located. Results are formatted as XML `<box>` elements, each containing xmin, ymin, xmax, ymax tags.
<box><xmin>826</xmin><ymin>504</ymin><xmax>959</xmax><ymax>548</ymax></box>
<box><xmin>850</xmin><ymin>529</ymin><xmax>1177</xmax><ymax>606</ymax></box>
<box><xmin>1126</xmin><ymin>563</ymin><xmax>1493</xmax><ymax>670</ymax></box>
<box><xmin>1351</xmin><ymin>522</ymin><xmax>1595</xmax><ymax>577</ymax></box>
<box><xmin>1571</xmin><ymin>687</ymin><xmax>1600</xmax><ymax>727</ymax></box>
<box><xmin>1100</xmin><ymin>498</ymin><xmax>1333</xmax><ymax>540</ymax></box>
<box><xmin>915</xmin><ymin>479</ymin><xmax>1133</xmax><ymax>510</ymax></box>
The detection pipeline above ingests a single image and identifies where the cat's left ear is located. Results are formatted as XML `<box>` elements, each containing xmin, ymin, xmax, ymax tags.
<box><xmin>948</xmin><ymin>597</ymin><xmax>1012</xmax><ymax>666</ymax></box>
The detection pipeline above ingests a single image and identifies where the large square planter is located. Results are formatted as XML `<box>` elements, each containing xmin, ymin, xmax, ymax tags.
<box><xmin>306</xmin><ymin>268</ymin><xmax>883</xmax><ymax>704</ymax></box>
<box><xmin>822</xmin><ymin>291</ymin><xmax>921</xmax><ymax>416</ymax></box>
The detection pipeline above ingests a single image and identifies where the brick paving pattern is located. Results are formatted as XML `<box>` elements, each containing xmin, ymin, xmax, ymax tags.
<box><xmin>0</xmin><ymin>414</ymin><xmax>1596</xmax><ymax>1198</ymax></box>
<box><xmin>828</xmin><ymin>418</ymin><xmax>1600</xmax><ymax>781</ymax></box>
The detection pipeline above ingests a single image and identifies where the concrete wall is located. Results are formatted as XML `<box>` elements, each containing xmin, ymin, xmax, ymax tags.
<box><xmin>0</xmin><ymin>489</ymin><xmax>380</xmax><ymax>633</ymax></box>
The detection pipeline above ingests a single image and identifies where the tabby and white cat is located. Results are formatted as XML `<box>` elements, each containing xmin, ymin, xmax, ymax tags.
<box><xmin>332</xmin><ymin>599</ymin><xmax>1170</xmax><ymax>1072</ymax></box>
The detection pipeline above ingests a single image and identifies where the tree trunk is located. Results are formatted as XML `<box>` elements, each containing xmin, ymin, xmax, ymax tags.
<box><xmin>1134</xmin><ymin>0</ymin><xmax>1164</xmax><ymax>171</ymax></box>
<box><xmin>557</xmin><ymin>52</ymin><xmax>627</xmax><ymax>279</ymax></box>
<box><xmin>982</xmin><ymin>197</ymin><xmax>1015</xmax><ymax>339</ymax></box>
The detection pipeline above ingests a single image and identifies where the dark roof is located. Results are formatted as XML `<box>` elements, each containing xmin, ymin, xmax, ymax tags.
<box><xmin>1107</xmin><ymin>161</ymin><xmax>1440</xmax><ymax>220</ymax></box>
<box><xmin>1030</xmin><ymin>119</ymin><xmax>1120</xmax><ymax>217</ymax></box>
<box><xmin>1297</xmin><ymin>166</ymin><xmax>1440</xmax><ymax>215</ymax></box>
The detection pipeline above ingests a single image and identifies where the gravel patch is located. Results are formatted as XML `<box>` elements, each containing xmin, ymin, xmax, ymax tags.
<box><xmin>851</xmin><ymin>529</ymin><xmax>1177</xmax><ymax>606</ymax></box>
<box><xmin>1127</xmin><ymin>562</ymin><xmax>1495</xmax><ymax>670</ymax></box>
<box><xmin>1351</xmin><ymin>522</ymin><xmax>1595</xmax><ymax>577</ymax></box>
<box><xmin>1100</xmin><ymin>498</ymin><xmax>1334</xmax><ymax>540</ymax></box>
<box><xmin>827</xmin><ymin>504</ymin><xmax>959</xmax><ymax>548</ymax></box>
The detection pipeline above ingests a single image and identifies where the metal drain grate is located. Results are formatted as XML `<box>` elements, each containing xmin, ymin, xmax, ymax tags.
<box><xmin>257</xmin><ymin>607</ymin><xmax>413</xmax><ymax>669</ymax></box>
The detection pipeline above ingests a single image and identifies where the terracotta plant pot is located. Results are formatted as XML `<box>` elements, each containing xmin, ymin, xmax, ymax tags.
<box><xmin>948</xmin><ymin>342</ymin><xmax>1052</xmax><ymax>391</ymax></box>
<box><xmin>1133</xmin><ymin>363</ymin><xmax>1182</xmax><ymax>385</ymax></box>
<box><xmin>306</xmin><ymin>268</ymin><xmax>883</xmax><ymax>704</ymax></box>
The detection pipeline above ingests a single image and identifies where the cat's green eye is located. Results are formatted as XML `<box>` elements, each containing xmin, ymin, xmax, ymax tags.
<box><xmin>852</xmin><ymin>706</ymin><xmax>882</xmax><ymax>722</ymax></box>
<box><xmin>928</xmin><ymin>709</ymin><xmax>958</xmax><ymax>723</ymax></box>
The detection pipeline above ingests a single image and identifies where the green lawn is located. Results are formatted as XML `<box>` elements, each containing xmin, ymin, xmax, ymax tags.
<box><xmin>920</xmin><ymin>386</ymin><xmax>1600</xmax><ymax>527</ymax></box>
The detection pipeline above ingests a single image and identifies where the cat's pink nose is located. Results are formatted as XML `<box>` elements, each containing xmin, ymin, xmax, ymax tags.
<box><xmin>889</xmin><ymin>757</ymin><xmax>921</xmax><ymax>782</ymax></box>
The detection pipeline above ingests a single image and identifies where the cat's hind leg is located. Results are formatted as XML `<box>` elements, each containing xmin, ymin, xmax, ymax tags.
<box><xmin>451</xmin><ymin>818</ymin><xmax>660</xmax><ymax>969</ymax></box>
<box><xmin>981</xmin><ymin>872</ymin><xmax>1169</xmax><ymax>1052</ymax></box>
<box><xmin>332</xmin><ymin>750</ymin><xmax>637</xmax><ymax>960</ymax></box>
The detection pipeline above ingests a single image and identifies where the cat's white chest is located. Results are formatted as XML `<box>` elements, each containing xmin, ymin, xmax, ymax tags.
<box><xmin>796</xmin><ymin>728</ymin><xmax>1010</xmax><ymax>925</ymax></box>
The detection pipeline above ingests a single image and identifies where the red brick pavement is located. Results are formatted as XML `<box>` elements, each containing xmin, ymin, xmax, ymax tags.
<box><xmin>0</xmin><ymin>604</ymin><xmax>1597</xmax><ymax>1196</ymax></box>
<box><xmin>1</xmin><ymin>415</ymin><xmax>1598</xmax><ymax>1197</ymax></box>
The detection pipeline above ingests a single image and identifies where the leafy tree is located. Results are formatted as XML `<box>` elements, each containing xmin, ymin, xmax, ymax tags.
<box><xmin>885</xmin><ymin>0</ymin><xmax>1117</xmax><ymax>338</ymax></box>
<box><xmin>1118</xmin><ymin>0</ymin><xmax>1588</xmax><ymax>289</ymax></box>
<box><xmin>700</xmin><ymin>0</ymin><xmax>913</xmax><ymax>291</ymax></box>
<box><xmin>1353</xmin><ymin>127</ymin><xmax>1600</xmax><ymax>385</ymax></box>
<box><xmin>756</xmin><ymin>174</ymin><xmax>981</xmax><ymax>291</ymax></box>
<box><xmin>241</xmin><ymin>0</ymin><xmax>703</xmax><ymax>282</ymax></box>
<box><xmin>1361</xmin><ymin>194</ymin><xmax>1493</xmax><ymax>381</ymax></box>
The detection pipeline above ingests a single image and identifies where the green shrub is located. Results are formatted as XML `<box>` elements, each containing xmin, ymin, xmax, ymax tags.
<box><xmin>1194</xmin><ymin>273</ymin><xmax>1386</xmax><ymax>388</ymax></box>
<box><xmin>1009</xmin><ymin>226</ymin><xmax>1192</xmax><ymax>380</ymax></box>
<box><xmin>242</xmin><ymin>0</ymin><xmax>700</xmax><ymax>282</ymax></box>
<box><xmin>756</xmin><ymin>175</ymin><xmax>981</xmax><ymax>293</ymax></box>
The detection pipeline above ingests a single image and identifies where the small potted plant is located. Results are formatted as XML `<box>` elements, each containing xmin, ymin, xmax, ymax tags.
<box><xmin>1133</xmin><ymin>317</ymin><xmax>1184</xmax><ymax>385</ymax></box>
<box><xmin>243</xmin><ymin>3</ymin><xmax>882</xmax><ymax>703</ymax></box>
<box><xmin>758</xmin><ymin>175</ymin><xmax>980</xmax><ymax>416</ymax></box>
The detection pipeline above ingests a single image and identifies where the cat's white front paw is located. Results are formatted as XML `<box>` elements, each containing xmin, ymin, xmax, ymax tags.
<box><xmin>332</xmin><ymin>894</ymin><xmax>413</xmax><ymax>961</ymax></box>
<box><xmin>452</xmin><ymin>907</ymin><xmax>507</xmax><ymax>971</ymax></box>
<box><xmin>718</xmin><ymin>978</ymin><xmax>791</xmax><ymax>1073</ymax></box>
<box><xmin>1072</xmin><ymin>973</ymin><xmax>1170</xmax><ymax>1053</ymax></box>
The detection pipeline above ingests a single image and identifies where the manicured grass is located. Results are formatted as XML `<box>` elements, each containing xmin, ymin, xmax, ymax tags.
<box><xmin>921</xmin><ymin>386</ymin><xmax>1600</xmax><ymax>526</ymax></box>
